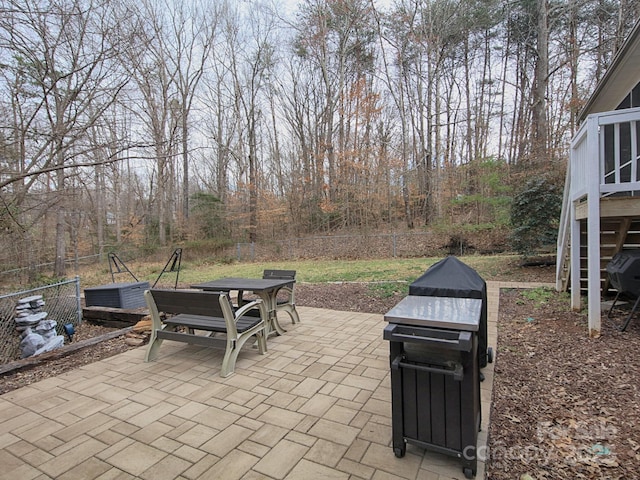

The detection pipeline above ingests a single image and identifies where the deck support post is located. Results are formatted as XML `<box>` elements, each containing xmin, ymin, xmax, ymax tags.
<box><xmin>586</xmin><ymin>116</ymin><xmax>601</xmax><ymax>337</ymax></box>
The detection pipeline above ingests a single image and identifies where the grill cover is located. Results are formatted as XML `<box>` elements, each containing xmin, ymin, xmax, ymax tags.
<box><xmin>409</xmin><ymin>256</ymin><xmax>488</xmax><ymax>368</ymax></box>
<box><xmin>606</xmin><ymin>250</ymin><xmax>640</xmax><ymax>294</ymax></box>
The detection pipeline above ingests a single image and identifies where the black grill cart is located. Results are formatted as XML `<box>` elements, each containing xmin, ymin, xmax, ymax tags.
<box><xmin>384</xmin><ymin>295</ymin><xmax>481</xmax><ymax>479</ymax></box>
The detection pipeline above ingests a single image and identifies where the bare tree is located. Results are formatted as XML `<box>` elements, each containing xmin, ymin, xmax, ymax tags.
<box><xmin>294</xmin><ymin>0</ymin><xmax>375</xmax><ymax>207</ymax></box>
<box><xmin>120</xmin><ymin>0</ymin><xmax>216</xmax><ymax>245</ymax></box>
<box><xmin>0</xmin><ymin>0</ymin><xmax>130</xmax><ymax>276</ymax></box>
<box><xmin>166</xmin><ymin>0</ymin><xmax>218</xmax><ymax>223</ymax></box>
<box><xmin>531</xmin><ymin>0</ymin><xmax>549</xmax><ymax>165</ymax></box>
<box><xmin>372</xmin><ymin>0</ymin><xmax>417</xmax><ymax>227</ymax></box>
<box><xmin>201</xmin><ymin>54</ymin><xmax>238</xmax><ymax>205</ymax></box>
<box><xmin>122</xmin><ymin>0</ymin><xmax>181</xmax><ymax>246</ymax></box>
<box><xmin>225</xmin><ymin>3</ymin><xmax>278</xmax><ymax>242</ymax></box>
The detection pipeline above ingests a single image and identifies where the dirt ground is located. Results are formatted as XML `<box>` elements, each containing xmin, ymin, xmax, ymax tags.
<box><xmin>1</xmin><ymin>264</ymin><xmax>638</xmax><ymax>479</ymax></box>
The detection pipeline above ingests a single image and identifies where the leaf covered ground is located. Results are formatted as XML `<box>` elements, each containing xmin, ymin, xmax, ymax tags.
<box><xmin>488</xmin><ymin>288</ymin><xmax>640</xmax><ymax>480</ymax></box>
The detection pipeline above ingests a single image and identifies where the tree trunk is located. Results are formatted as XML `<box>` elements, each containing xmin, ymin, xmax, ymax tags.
<box><xmin>157</xmin><ymin>145</ymin><xmax>167</xmax><ymax>246</ymax></box>
<box><xmin>568</xmin><ymin>0</ymin><xmax>579</xmax><ymax>135</ymax></box>
<box><xmin>54</xmin><ymin>166</ymin><xmax>67</xmax><ymax>277</ymax></box>
<box><xmin>248</xmin><ymin>117</ymin><xmax>258</xmax><ymax>243</ymax></box>
<box><xmin>96</xmin><ymin>163</ymin><xmax>105</xmax><ymax>258</ymax></box>
<box><xmin>531</xmin><ymin>0</ymin><xmax>549</xmax><ymax>165</ymax></box>
<box><xmin>182</xmin><ymin>110</ymin><xmax>189</xmax><ymax>221</ymax></box>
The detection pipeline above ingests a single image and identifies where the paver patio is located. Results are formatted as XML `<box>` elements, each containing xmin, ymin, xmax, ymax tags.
<box><xmin>0</xmin><ymin>281</ymin><xmax>548</xmax><ymax>480</ymax></box>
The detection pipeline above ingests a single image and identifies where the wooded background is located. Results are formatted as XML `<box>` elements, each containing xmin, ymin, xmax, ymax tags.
<box><xmin>1</xmin><ymin>0</ymin><xmax>638</xmax><ymax>278</ymax></box>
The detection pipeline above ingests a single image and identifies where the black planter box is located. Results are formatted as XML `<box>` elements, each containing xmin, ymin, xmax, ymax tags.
<box><xmin>84</xmin><ymin>282</ymin><xmax>150</xmax><ymax>309</ymax></box>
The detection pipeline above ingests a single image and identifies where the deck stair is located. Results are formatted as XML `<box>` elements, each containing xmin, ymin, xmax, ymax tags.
<box><xmin>558</xmin><ymin>200</ymin><xmax>640</xmax><ymax>295</ymax></box>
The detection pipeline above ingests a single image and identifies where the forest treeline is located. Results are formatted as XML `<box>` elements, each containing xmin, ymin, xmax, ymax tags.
<box><xmin>0</xmin><ymin>0</ymin><xmax>638</xmax><ymax>277</ymax></box>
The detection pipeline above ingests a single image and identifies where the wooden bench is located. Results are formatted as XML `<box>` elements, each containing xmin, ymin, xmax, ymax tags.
<box><xmin>144</xmin><ymin>289</ymin><xmax>268</xmax><ymax>377</ymax></box>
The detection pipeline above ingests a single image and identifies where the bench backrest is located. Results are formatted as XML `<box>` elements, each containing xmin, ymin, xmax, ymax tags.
<box><xmin>148</xmin><ymin>289</ymin><xmax>230</xmax><ymax>318</ymax></box>
<box><xmin>263</xmin><ymin>269</ymin><xmax>296</xmax><ymax>280</ymax></box>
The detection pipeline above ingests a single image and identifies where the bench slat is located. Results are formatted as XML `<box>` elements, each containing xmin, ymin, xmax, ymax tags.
<box><xmin>164</xmin><ymin>313</ymin><xmax>262</xmax><ymax>333</ymax></box>
<box><xmin>150</xmin><ymin>289</ymin><xmax>226</xmax><ymax>318</ymax></box>
<box><xmin>263</xmin><ymin>269</ymin><xmax>296</xmax><ymax>280</ymax></box>
<box><xmin>156</xmin><ymin>330</ymin><xmax>226</xmax><ymax>348</ymax></box>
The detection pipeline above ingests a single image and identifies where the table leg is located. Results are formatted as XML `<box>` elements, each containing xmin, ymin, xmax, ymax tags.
<box><xmin>260</xmin><ymin>291</ymin><xmax>286</xmax><ymax>337</ymax></box>
<box><xmin>270</xmin><ymin>311</ymin><xmax>286</xmax><ymax>336</ymax></box>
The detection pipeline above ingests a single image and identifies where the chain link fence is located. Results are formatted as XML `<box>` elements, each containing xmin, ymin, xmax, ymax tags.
<box><xmin>232</xmin><ymin>231</ymin><xmax>463</xmax><ymax>262</ymax></box>
<box><xmin>0</xmin><ymin>232</ymin><xmax>482</xmax><ymax>279</ymax></box>
<box><xmin>0</xmin><ymin>246</ymin><xmax>140</xmax><ymax>283</ymax></box>
<box><xmin>0</xmin><ymin>278</ymin><xmax>82</xmax><ymax>364</ymax></box>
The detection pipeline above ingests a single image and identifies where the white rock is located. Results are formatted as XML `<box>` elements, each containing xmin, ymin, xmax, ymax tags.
<box><xmin>15</xmin><ymin>311</ymin><xmax>47</xmax><ymax>325</ymax></box>
<box><xmin>33</xmin><ymin>336</ymin><xmax>64</xmax><ymax>356</ymax></box>
<box><xmin>20</xmin><ymin>331</ymin><xmax>46</xmax><ymax>358</ymax></box>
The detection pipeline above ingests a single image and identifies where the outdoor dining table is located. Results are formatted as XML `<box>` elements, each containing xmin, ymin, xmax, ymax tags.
<box><xmin>190</xmin><ymin>277</ymin><xmax>295</xmax><ymax>337</ymax></box>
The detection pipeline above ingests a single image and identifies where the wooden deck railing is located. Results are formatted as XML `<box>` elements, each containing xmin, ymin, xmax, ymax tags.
<box><xmin>558</xmin><ymin>106</ymin><xmax>640</xmax><ymax>335</ymax></box>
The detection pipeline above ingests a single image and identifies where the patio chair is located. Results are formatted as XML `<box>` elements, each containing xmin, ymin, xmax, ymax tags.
<box><xmin>236</xmin><ymin>269</ymin><xmax>299</xmax><ymax>325</ymax></box>
<box><xmin>263</xmin><ymin>269</ymin><xmax>300</xmax><ymax>325</ymax></box>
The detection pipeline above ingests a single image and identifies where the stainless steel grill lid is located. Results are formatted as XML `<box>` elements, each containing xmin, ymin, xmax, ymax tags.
<box><xmin>384</xmin><ymin>295</ymin><xmax>481</xmax><ymax>331</ymax></box>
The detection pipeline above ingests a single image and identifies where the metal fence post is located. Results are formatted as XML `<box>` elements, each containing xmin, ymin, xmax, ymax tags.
<box><xmin>75</xmin><ymin>276</ymin><xmax>82</xmax><ymax>324</ymax></box>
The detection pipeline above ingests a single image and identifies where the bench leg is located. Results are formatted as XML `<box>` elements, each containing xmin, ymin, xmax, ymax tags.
<box><xmin>220</xmin><ymin>330</ymin><xmax>267</xmax><ymax>377</ymax></box>
<box><xmin>221</xmin><ymin>339</ymin><xmax>241</xmax><ymax>378</ymax></box>
<box><xmin>256</xmin><ymin>331</ymin><xmax>267</xmax><ymax>354</ymax></box>
<box><xmin>145</xmin><ymin>330</ymin><xmax>163</xmax><ymax>362</ymax></box>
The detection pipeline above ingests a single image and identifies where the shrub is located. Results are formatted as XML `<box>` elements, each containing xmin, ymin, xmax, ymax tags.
<box><xmin>509</xmin><ymin>176</ymin><xmax>562</xmax><ymax>257</ymax></box>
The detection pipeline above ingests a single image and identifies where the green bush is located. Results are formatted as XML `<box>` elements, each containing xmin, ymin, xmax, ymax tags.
<box><xmin>509</xmin><ymin>176</ymin><xmax>562</xmax><ymax>257</ymax></box>
<box><xmin>190</xmin><ymin>192</ymin><xmax>228</xmax><ymax>239</ymax></box>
